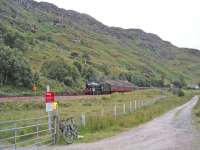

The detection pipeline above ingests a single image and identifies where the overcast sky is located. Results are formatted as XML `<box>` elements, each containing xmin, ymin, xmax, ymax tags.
<box><xmin>35</xmin><ymin>0</ymin><xmax>200</xmax><ymax>50</ymax></box>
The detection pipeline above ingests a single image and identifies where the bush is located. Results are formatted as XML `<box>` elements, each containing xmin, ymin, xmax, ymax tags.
<box><xmin>41</xmin><ymin>58</ymin><xmax>81</xmax><ymax>87</ymax></box>
<box><xmin>172</xmin><ymin>76</ymin><xmax>186</xmax><ymax>88</ymax></box>
<box><xmin>73</xmin><ymin>61</ymin><xmax>82</xmax><ymax>73</ymax></box>
<box><xmin>0</xmin><ymin>46</ymin><xmax>33</xmax><ymax>87</ymax></box>
<box><xmin>177</xmin><ymin>89</ymin><xmax>185</xmax><ymax>97</ymax></box>
<box><xmin>82</xmin><ymin>65</ymin><xmax>97</xmax><ymax>80</ymax></box>
<box><xmin>64</xmin><ymin>76</ymin><xmax>73</xmax><ymax>86</ymax></box>
<box><xmin>0</xmin><ymin>24</ymin><xmax>29</xmax><ymax>51</ymax></box>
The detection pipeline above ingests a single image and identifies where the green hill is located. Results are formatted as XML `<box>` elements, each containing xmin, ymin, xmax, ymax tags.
<box><xmin>0</xmin><ymin>0</ymin><xmax>200</xmax><ymax>94</ymax></box>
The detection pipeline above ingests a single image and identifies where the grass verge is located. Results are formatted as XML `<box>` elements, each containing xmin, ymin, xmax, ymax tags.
<box><xmin>0</xmin><ymin>89</ymin><xmax>197</xmax><ymax>145</ymax></box>
<box><xmin>76</xmin><ymin>94</ymin><xmax>194</xmax><ymax>143</ymax></box>
<box><xmin>0</xmin><ymin>89</ymin><xmax>164</xmax><ymax>121</ymax></box>
<box><xmin>192</xmin><ymin>91</ymin><xmax>200</xmax><ymax>129</ymax></box>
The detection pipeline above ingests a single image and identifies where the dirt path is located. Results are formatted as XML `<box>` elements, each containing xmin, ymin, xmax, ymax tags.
<box><xmin>50</xmin><ymin>96</ymin><xmax>200</xmax><ymax>150</ymax></box>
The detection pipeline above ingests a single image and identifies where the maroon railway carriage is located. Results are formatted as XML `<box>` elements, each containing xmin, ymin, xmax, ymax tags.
<box><xmin>104</xmin><ymin>80</ymin><xmax>136</xmax><ymax>93</ymax></box>
<box><xmin>85</xmin><ymin>80</ymin><xmax>137</xmax><ymax>95</ymax></box>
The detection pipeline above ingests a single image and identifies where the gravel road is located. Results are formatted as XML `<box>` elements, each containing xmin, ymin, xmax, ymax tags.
<box><xmin>50</xmin><ymin>96</ymin><xmax>200</xmax><ymax>150</ymax></box>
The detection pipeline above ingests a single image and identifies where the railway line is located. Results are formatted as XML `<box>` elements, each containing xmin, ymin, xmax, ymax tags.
<box><xmin>0</xmin><ymin>87</ymin><xmax>156</xmax><ymax>103</ymax></box>
<box><xmin>0</xmin><ymin>95</ymin><xmax>109</xmax><ymax>103</ymax></box>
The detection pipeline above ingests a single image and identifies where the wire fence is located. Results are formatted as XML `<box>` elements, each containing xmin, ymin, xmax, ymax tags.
<box><xmin>0</xmin><ymin>96</ymin><xmax>166</xmax><ymax>149</ymax></box>
<box><xmin>60</xmin><ymin>96</ymin><xmax>166</xmax><ymax>128</ymax></box>
<box><xmin>0</xmin><ymin>116</ymin><xmax>55</xmax><ymax>150</ymax></box>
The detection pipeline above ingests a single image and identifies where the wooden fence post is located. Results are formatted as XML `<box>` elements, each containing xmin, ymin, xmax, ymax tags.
<box><xmin>113</xmin><ymin>104</ymin><xmax>117</xmax><ymax>119</ymax></box>
<box><xmin>81</xmin><ymin>112</ymin><xmax>86</xmax><ymax>127</ymax></box>
<box><xmin>36</xmin><ymin>120</ymin><xmax>39</xmax><ymax>146</ymax></box>
<box><xmin>135</xmin><ymin>100</ymin><xmax>137</xmax><ymax>111</ymax></box>
<box><xmin>123</xmin><ymin>104</ymin><xmax>126</xmax><ymax>114</ymax></box>
<box><xmin>52</xmin><ymin>115</ymin><xmax>57</xmax><ymax>145</ymax></box>
<box><xmin>13</xmin><ymin>122</ymin><xmax>17</xmax><ymax>150</ymax></box>
<box><xmin>129</xmin><ymin>101</ymin><xmax>132</xmax><ymax>112</ymax></box>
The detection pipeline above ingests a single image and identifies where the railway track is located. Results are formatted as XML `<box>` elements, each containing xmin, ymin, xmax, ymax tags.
<box><xmin>0</xmin><ymin>87</ymin><xmax>155</xmax><ymax>103</ymax></box>
<box><xmin>0</xmin><ymin>95</ymin><xmax>109</xmax><ymax>103</ymax></box>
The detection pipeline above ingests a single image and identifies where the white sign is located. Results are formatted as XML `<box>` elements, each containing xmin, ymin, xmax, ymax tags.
<box><xmin>46</xmin><ymin>103</ymin><xmax>53</xmax><ymax>112</ymax></box>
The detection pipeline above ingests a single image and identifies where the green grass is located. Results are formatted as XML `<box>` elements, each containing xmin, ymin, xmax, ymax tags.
<box><xmin>0</xmin><ymin>89</ymin><xmax>163</xmax><ymax>146</ymax></box>
<box><xmin>192</xmin><ymin>91</ymin><xmax>200</xmax><ymax>129</ymax></box>
<box><xmin>0</xmin><ymin>89</ymin><xmax>197</xmax><ymax>145</ymax></box>
<box><xmin>77</xmin><ymin>93</ymin><xmax>194</xmax><ymax>143</ymax></box>
<box><xmin>193</xmin><ymin>101</ymin><xmax>200</xmax><ymax>128</ymax></box>
<box><xmin>0</xmin><ymin>89</ymin><xmax>163</xmax><ymax>121</ymax></box>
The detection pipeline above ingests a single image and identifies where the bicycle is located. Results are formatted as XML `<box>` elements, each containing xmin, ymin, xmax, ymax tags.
<box><xmin>59</xmin><ymin>116</ymin><xmax>79</xmax><ymax>144</ymax></box>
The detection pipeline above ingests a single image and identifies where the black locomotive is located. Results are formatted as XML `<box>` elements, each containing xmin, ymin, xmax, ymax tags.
<box><xmin>85</xmin><ymin>80</ymin><xmax>136</xmax><ymax>95</ymax></box>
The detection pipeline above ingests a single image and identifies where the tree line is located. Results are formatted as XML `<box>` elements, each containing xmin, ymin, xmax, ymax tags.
<box><xmin>0</xmin><ymin>45</ymin><xmax>189</xmax><ymax>90</ymax></box>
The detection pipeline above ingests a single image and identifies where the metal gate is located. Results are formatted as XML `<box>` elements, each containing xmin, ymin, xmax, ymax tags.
<box><xmin>0</xmin><ymin>116</ymin><xmax>56</xmax><ymax>150</ymax></box>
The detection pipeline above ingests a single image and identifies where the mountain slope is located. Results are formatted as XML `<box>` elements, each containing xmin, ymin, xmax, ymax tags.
<box><xmin>0</xmin><ymin>0</ymin><xmax>200</xmax><ymax>92</ymax></box>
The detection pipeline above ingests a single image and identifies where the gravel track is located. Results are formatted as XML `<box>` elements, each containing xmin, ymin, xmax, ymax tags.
<box><xmin>50</xmin><ymin>96</ymin><xmax>200</xmax><ymax>150</ymax></box>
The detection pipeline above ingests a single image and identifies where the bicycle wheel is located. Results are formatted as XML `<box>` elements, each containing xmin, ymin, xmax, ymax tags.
<box><xmin>72</xmin><ymin>124</ymin><xmax>79</xmax><ymax>139</ymax></box>
<box><xmin>62</xmin><ymin>128</ymin><xmax>74</xmax><ymax>144</ymax></box>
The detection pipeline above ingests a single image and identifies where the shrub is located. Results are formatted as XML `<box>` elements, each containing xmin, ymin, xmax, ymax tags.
<box><xmin>41</xmin><ymin>58</ymin><xmax>81</xmax><ymax>87</ymax></box>
<box><xmin>0</xmin><ymin>24</ymin><xmax>28</xmax><ymax>51</ymax></box>
<box><xmin>177</xmin><ymin>89</ymin><xmax>185</xmax><ymax>97</ymax></box>
<box><xmin>0</xmin><ymin>46</ymin><xmax>33</xmax><ymax>87</ymax></box>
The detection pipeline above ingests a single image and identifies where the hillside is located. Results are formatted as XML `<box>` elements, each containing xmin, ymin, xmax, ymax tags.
<box><xmin>0</xmin><ymin>0</ymin><xmax>200</xmax><ymax>93</ymax></box>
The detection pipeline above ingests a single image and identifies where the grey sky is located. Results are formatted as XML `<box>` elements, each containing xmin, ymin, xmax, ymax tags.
<box><xmin>35</xmin><ymin>0</ymin><xmax>200</xmax><ymax>50</ymax></box>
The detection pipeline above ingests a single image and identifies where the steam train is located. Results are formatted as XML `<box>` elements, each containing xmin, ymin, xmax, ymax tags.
<box><xmin>85</xmin><ymin>80</ymin><xmax>137</xmax><ymax>95</ymax></box>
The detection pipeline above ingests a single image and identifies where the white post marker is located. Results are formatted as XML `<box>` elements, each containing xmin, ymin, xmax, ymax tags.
<box><xmin>45</xmin><ymin>85</ymin><xmax>55</xmax><ymax>131</ymax></box>
<box><xmin>46</xmin><ymin>85</ymin><xmax>50</xmax><ymax>92</ymax></box>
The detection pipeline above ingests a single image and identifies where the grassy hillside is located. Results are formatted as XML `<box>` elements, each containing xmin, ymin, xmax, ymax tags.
<box><xmin>0</xmin><ymin>0</ymin><xmax>200</xmax><ymax>94</ymax></box>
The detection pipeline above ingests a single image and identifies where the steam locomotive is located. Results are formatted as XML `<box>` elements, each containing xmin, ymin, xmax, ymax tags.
<box><xmin>85</xmin><ymin>80</ymin><xmax>137</xmax><ymax>95</ymax></box>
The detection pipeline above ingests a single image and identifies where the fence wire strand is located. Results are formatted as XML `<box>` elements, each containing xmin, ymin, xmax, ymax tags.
<box><xmin>0</xmin><ymin>96</ymin><xmax>165</xmax><ymax>149</ymax></box>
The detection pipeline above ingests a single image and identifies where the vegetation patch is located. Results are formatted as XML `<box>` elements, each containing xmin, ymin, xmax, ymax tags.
<box><xmin>192</xmin><ymin>91</ymin><xmax>200</xmax><ymax>129</ymax></box>
<box><xmin>0</xmin><ymin>89</ymin><xmax>198</xmax><ymax>144</ymax></box>
<box><xmin>77</xmin><ymin>94</ymin><xmax>194</xmax><ymax>143</ymax></box>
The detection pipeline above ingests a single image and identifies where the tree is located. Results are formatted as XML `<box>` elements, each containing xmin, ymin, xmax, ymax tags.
<box><xmin>0</xmin><ymin>46</ymin><xmax>33</xmax><ymax>87</ymax></box>
<box><xmin>82</xmin><ymin>65</ymin><xmax>96</xmax><ymax>80</ymax></box>
<box><xmin>41</xmin><ymin>59</ymin><xmax>68</xmax><ymax>81</ymax></box>
<box><xmin>172</xmin><ymin>76</ymin><xmax>186</xmax><ymax>88</ymax></box>
<box><xmin>130</xmin><ymin>74</ymin><xmax>151</xmax><ymax>87</ymax></box>
<box><xmin>70</xmin><ymin>66</ymin><xmax>80</xmax><ymax>82</ymax></box>
<box><xmin>179</xmin><ymin>76</ymin><xmax>186</xmax><ymax>87</ymax></box>
<box><xmin>99</xmin><ymin>64</ymin><xmax>110</xmax><ymax>76</ymax></box>
<box><xmin>73</xmin><ymin>61</ymin><xmax>82</xmax><ymax>73</ymax></box>
<box><xmin>0</xmin><ymin>23</ymin><xmax>28</xmax><ymax>51</ymax></box>
<box><xmin>41</xmin><ymin>59</ymin><xmax>81</xmax><ymax>87</ymax></box>
<box><xmin>64</xmin><ymin>76</ymin><xmax>73</xmax><ymax>86</ymax></box>
<box><xmin>119</xmin><ymin>72</ymin><xmax>128</xmax><ymax>80</ymax></box>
